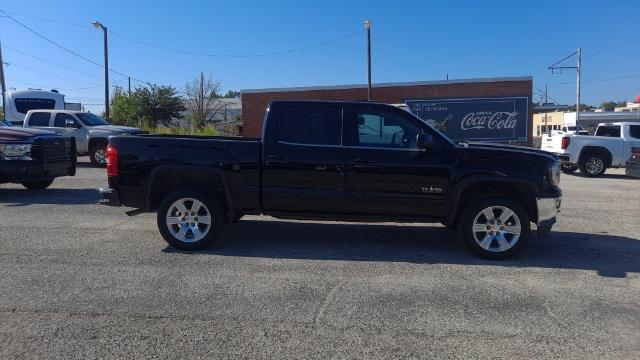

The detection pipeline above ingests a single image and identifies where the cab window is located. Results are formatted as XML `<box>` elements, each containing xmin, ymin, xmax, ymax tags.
<box><xmin>346</xmin><ymin>105</ymin><xmax>421</xmax><ymax>149</ymax></box>
<box><xmin>277</xmin><ymin>103</ymin><xmax>341</xmax><ymax>146</ymax></box>
<box><xmin>595</xmin><ymin>126</ymin><xmax>621</xmax><ymax>138</ymax></box>
<box><xmin>54</xmin><ymin>113</ymin><xmax>78</xmax><ymax>128</ymax></box>
<box><xmin>28</xmin><ymin>112</ymin><xmax>51</xmax><ymax>127</ymax></box>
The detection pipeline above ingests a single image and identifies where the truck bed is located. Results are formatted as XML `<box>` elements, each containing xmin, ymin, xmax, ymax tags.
<box><xmin>107</xmin><ymin>134</ymin><xmax>262</xmax><ymax>212</ymax></box>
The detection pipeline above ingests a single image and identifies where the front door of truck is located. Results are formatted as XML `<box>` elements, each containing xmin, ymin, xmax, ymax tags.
<box><xmin>52</xmin><ymin>113</ymin><xmax>86</xmax><ymax>152</ymax></box>
<box><xmin>343</xmin><ymin>103</ymin><xmax>453</xmax><ymax>219</ymax></box>
<box><xmin>262</xmin><ymin>102</ymin><xmax>350</xmax><ymax>214</ymax></box>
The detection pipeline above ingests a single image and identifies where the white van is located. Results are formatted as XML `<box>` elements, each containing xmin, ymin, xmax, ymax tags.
<box><xmin>4</xmin><ymin>90</ymin><xmax>66</xmax><ymax>125</ymax></box>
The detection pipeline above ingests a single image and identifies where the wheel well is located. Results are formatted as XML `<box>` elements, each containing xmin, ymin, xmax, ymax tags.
<box><xmin>579</xmin><ymin>146</ymin><xmax>612</xmax><ymax>167</ymax></box>
<box><xmin>147</xmin><ymin>168</ymin><xmax>232</xmax><ymax>221</ymax></box>
<box><xmin>88</xmin><ymin>137</ymin><xmax>108</xmax><ymax>151</ymax></box>
<box><xmin>452</xmin><ymin>181</ymin><xmax>537</xmax><ymax>226</ymax></box>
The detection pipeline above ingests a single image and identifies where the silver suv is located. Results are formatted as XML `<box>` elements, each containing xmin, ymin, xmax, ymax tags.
<box><xmin>23</xmin><ymin>110</ymin><xmax>144</xmax><ymax>165</ymax></box>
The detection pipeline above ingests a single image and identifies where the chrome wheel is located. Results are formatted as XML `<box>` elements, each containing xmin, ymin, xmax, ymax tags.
<box><xmin>472</xmin><ymin>206</ymin><xmax>521</xmax><ymax>253</ymax></box>
<box><xmin>165</xmin><ymin>198</ymin><xmax>212</xmax><ymax>243</ymax></box>
<box><xmin>94</xmin><ymin>149</ymin><xmax>106</xmax><ymax>164</ymax></box>
<box><xmin>584</xmin><ymin>157</ymin><xmax>604</xmax><ymax>175</ymax></box>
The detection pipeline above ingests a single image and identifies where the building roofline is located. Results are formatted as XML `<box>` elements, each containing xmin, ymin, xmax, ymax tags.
<box><xmin>241</xmin><ymin>76</ymin><xmax>533</xmax><ymax>94</ymax></box>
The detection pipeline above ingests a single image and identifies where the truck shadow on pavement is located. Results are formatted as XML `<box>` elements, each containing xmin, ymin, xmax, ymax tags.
<box><xmin>164</xmin><ymin>219</ymin><xmax>640</xmax><ymax>278</ymax></box>
<box><xmin>0</xmin><ymin>188</ymin><xmax>99</xmax><ymax>206</ymax></box>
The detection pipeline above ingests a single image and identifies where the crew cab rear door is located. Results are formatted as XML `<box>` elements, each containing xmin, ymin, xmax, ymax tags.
<box><xmin>261</xmin><ymin>102</ymin><xmax>349</xmax><ymax>214</ymax></box>
<box><xmin>342</xmin><ymin>103</ymin><xmax>453</xmax><ymax>219</ymax></box>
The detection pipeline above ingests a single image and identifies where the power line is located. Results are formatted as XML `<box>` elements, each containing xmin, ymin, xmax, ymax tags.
<box><xmin>2</xmin><ymin>9</ymin><xmax>364</xmax><ymax>58</ymax></box>
<box><xmin>556</xmin><ymin>73</ymin><xmax>640</xmax><ymax>85</ymax></box>
<box><xmin>584</xmin><ymin>38</ymin><xmax>639</xmax><ymax>59</ymax></box>
<box><xmin>2</xmin><ymin>45</ymin><xmax>103</xmax><ymax>79</ymax></box>
<box><xmin>4</xmin><ymin>62</ymin><xmax>103</xmax><ymax>85</ymax></box>
<box><xmin>109</xmin><ymin>29</ymin><xmax>364</xmax><ymax>58</ymax></box>
<box><xmin>0</xmin><ymin>10</ymin><xmax>147</xmax><ymax>83</ymax></box>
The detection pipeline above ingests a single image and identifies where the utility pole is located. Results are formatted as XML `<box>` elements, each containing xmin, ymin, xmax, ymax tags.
<box><xmin>545</xmin><ymin>84</ymin><xmax>548</xmax><ymax>104</ymax></box>
<box><xmin>200</xmin><ymin>71</ymin><xmax>204</xmax><ymax>120</ymax></box>
<box><xmin>92</xmin><ymin>21</ymin><xmax>109</xmax><ymax>119</ymax></box>
<box><xmin>364</xmin><ymin>20</ymin><xmax>372</xmax><ymax>101</ymax></box>
<box><xmin>548</xmin><ymin>48</ymin><xmax>582</xmax><ymax>125</ymax></box>
<box><xmin>0</xmin><ymin>38</ymin><xmax>6</xmax><ymax>115</ymax></box>
<box><xmin>128</xmin><ymin>77</ymin><xmax>131</xmax><ymax>96</ymax></box>
<box><xmin>576</xmin><ymin>48</ymin><xmax>582</xmax><ymax>124</ymax></box>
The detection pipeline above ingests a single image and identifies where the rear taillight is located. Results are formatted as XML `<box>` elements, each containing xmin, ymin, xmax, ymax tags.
<box><xmin>106</xmin><ymin>144</ymin><xmax>118</xmax><ymax>177</ymax></box>
<box><xmin>561</xmin><ymin>136</ymin><xmax>570</xmax><ymax>150</ymax></box>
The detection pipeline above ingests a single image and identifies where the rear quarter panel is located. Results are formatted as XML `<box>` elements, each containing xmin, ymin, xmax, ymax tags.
<box><xmin>109</xmin><ymin>136</ymin><xmax>261</xmax><ymax>212</ymax></box>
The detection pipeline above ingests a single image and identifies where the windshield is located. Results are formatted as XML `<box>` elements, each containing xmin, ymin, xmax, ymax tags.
<box><xmin>76</xmin><ymin>113</ymin><xmax>110</xmax><ymax>126</ymax></box>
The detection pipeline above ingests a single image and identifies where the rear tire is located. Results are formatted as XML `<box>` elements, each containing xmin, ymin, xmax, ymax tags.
<box><xmin>21</xmin><ymin>179</ymin><xmax>54</xmax><ymax>190</ymax></box>
<box><xmin>458</xmin><ymin>196</ymin><xmax>530</xmax><ymax>260</ymax></box>
<box><xmin>157</xmin><ymin>190</ymin><xmax>223</xmax><ymax>250</ymax></box>
<box><xmin>579</xmin><ymin>153</ymin><xmax>606</xmax><ymax>177</ymax></box>
<box><xmin>89</xmin><ymin>143</ymin><xmax>107</xmax><ymax>166</ymax></box>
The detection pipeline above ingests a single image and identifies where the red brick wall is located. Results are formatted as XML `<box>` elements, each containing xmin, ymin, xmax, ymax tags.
<box><xmin>241</xmin><ymin>79</ymin><xmax>532</xmax><ymax>140</ymax></box>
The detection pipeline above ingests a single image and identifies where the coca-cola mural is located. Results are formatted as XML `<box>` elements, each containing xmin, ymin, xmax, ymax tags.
<box><xmin>405</xmin><ymin>97</ymin><xmax>529</xmax><ymax>143</ymax></box>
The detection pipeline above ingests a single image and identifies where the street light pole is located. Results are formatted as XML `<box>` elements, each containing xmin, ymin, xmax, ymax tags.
<box><xmin>364</xmin><ymin>20</ymin><xmax>372</xmax><ymax>101</ymax></box>
<box><xmin>0</xmin><ymin>38</ymin><xmax>7</xmax><ymax>115</ymax></box>
<box><xmin>93</xmin><ymin>21</ymin><xmax>109</xmax><ymax>119</ymax></box>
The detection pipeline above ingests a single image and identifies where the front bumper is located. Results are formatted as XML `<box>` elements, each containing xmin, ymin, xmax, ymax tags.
<box><xmin>536</xmin><ymin>196</ymin><xmax>561</xmax><ymax>228</ymax></box>
<box><xmin>552</xmin><ymin>153</ymin><xmax>572</xmax><ymax>163</ymax></box>
<box><xmin>99</xmin><ymin>187</ymin><xmax>121</xmax><ymax>206</ymax></box>
<box><xmin>626</xmin><ymin>160</ymin><xmax>640</xmax><ymax>178</ymax></box>
<box><xmin>0</xmin><ymin>159</ymin><xmax>75</xmax><ymax>183</ymax></box>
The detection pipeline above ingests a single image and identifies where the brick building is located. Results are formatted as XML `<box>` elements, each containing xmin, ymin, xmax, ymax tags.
<box><xmin>241</xmin><ymin>76</ymin><xmax>533</xmax><ymax>140</ymax></box>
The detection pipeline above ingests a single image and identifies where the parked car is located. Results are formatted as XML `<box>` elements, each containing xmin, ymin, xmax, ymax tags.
<box><xmin>23</xmin><ymin>110</ymin><xmax>144</xmax><ymax>165</ymax></box>
<box><xmin>0</xmin><ymin>119</ymin><xmax>76</xmax><ymax>189</ymax></box>
<box><xmin>626</xmin><ymin>147</ymin><xmax>640</xmax><ymax>178</ymax></box>
<box><xmin>99</xmin><ymin>100</ymin><xmax>562</xmax><ymax>259</ymax></box>
<box><xmin>541</xmin><ymin>122</ymin><xmax>640</xmax><ymax>177</ymax></box>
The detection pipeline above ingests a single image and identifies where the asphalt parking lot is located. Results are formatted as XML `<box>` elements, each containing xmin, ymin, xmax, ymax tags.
<box><xmin>1</xmin><ymin>158</ymin><xmax>639</xmax><ymax>359</ymax></box>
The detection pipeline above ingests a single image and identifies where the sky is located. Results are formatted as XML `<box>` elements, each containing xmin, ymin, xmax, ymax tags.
<box><xmin>1</xmin><ymin>0</ymin><xmax>639</xmax><ymax>114</ymax></box>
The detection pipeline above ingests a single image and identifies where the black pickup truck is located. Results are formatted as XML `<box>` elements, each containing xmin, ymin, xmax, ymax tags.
<box><xmin>100</xmin><ymin>100</ymin><xmax>561</xmax><ymax>259</ymax></box>
<box><xmin>1</xmin><ymin>121</ymin><xmax>76</xmax><ymax>189</ymax></box>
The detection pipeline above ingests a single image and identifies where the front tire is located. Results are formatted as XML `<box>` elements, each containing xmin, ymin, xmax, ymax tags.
<box><xmin>157</xmin><ymin>190</ymin><xmax>223</xmax><ymax>250</ymax></box>
<box><xmin>579</xmin><ymin>154</ymin><xmax>606</xmax><ymax>177</ymax></box>
<box><xmin>21</xmin><ymin>179</ymin><xmax>54</xmax><ymax>190</ymax></box>
<box><xmin>458</xmin><ymin>196</ymin><xmax>530</xmax><ymax>260</ymax></box>
<box><xmin>90</xmin><ymin>143</ymin><xmax>107</xmax><ymax>166</ymax></box>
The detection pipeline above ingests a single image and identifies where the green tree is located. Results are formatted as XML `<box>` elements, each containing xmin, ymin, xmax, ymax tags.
<box><xmin>109</xmin><ymin>87</ymin><xmax>137</xmax><ymax>126</ymax></box>
<box><xmin>132</xmin><ymin>85</ymin><xmax>185</xmax><ymax>128</ymax></box>
<box><xmin>223</xmin><ymin>90</ymin><xmax>240</xmax><ymax>98</ymax></box>
<box><xmin>568</xmin><ymin>103</ymin><xmax>595</xmax><ymax>112</ymax></box>
<box><xmin>600</xmin><ymin>100</ymin><xmax>627</xmax><ymax>111</ymax></box>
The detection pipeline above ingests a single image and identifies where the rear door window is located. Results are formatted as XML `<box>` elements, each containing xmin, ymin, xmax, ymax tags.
<box><xmin>28</xmin><ymin>112</ymin><xmax>52</xmax><ymax>127</ymax></box>
<box><xmin>628</xmin><ymin>125</ymin><xmax>640</xmax><ymax>139</ymax></box>
<box><xmin>595</xmin><ymin>126</ymin><xmax>621</xmax><ymax>137</ymax></box>
<box><xmin>278</xmin><ymin>103</ymin><xmax>341</xmax><ymax>146</ymax></box>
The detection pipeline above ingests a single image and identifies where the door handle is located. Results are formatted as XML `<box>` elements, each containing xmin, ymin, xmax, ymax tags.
<box><xmin>267</xmin><ymin>154</ymin><xmax>285</xmax><ymax>160</ymax></box>
<box><xmin>354</xmin><ymin>158</ymin><xmax>378</xmax><ymax>164</ymax></box>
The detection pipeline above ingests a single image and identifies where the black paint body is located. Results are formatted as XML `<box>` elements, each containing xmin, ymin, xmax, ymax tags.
<box><xmin>107</xmin><ymin>101</ymin><xmax>560</xmax><ymax>224</ymax></box>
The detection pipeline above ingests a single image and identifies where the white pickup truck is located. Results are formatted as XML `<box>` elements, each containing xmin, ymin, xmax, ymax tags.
<box><xmin>541</xmin><ymin>122</ymin><xmax>640</xmax><ymax>177</ymax></box>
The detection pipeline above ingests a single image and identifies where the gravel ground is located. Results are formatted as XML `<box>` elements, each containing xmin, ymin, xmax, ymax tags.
<box><xmin>1</xmin><ymin>159</ymin><xmax>639</xmax><ymax>359</ymax></box>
